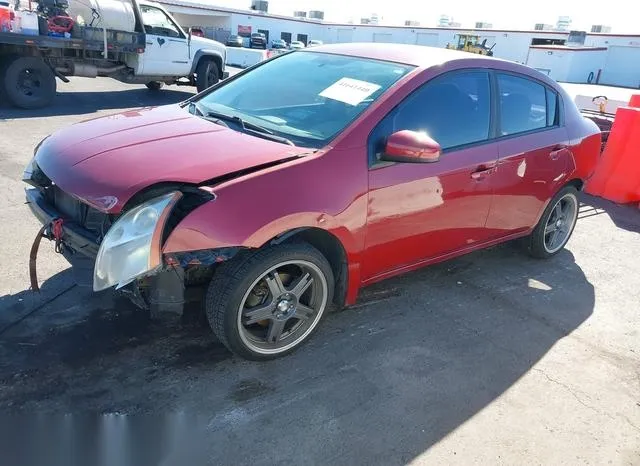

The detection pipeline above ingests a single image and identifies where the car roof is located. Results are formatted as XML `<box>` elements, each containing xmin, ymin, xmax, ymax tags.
<box><xmin>305</xmin><ymin>42</ymin><xmax>498</xmax><ymax>68</ymax></box>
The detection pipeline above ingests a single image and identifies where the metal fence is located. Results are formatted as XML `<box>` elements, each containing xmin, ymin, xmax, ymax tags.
<box><xmin>201</xmin><ymin>27</ymin><xmax>231</xmax><ymax>44</ymax></box>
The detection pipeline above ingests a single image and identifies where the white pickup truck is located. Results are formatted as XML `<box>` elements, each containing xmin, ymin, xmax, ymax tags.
<box><xmin>0</xmin><ymin>0</ymin><xmax>227</xmax><ymax>109</ymax></box>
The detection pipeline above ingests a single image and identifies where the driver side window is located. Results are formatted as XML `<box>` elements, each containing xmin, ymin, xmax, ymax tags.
<box><xmin>369</xmin><ymin>70</ymin><xmax>491</xmax><ymax>165</ymax></box>
<box><xmin>140</xmin><ymin>5</ymin><xmax>182</xmax><ymax>38</ymax></box>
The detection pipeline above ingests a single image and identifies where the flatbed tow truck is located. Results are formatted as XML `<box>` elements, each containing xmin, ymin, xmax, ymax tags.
<box><xmin>0</xmin><ymin>0</ymin><xmax>227</xmax><ymax>109</ymax></box>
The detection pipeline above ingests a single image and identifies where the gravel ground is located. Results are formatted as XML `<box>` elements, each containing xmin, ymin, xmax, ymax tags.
<box><xmin>0</xmin><ymin>76</ymin><xmax>638</xmax><ymax>466</ymax></box>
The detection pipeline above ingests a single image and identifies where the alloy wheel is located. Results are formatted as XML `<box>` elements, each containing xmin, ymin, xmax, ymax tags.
<box><xmin>237</xmin><ymin>260</ymin><xmax>328</xmax><ymax>355</ymax></box>
<box><xmin>543</xmin><ymin>193</ymin><xmax>578</xmax><ymax>253</ymax></box>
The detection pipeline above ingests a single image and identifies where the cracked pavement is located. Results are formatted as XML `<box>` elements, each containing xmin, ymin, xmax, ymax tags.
<box><xmin>0</xmin><ymin>77</ymin><xmax>639</xmax><ymax>465</ymax></box>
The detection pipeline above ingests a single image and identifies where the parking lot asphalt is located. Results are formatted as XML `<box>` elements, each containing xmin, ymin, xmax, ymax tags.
<box><xmin>0</xmin><ymin>77</ymin><xmax>639</xmax><ymax>465</ymax></box>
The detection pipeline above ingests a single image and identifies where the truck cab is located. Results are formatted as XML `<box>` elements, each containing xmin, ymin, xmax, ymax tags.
<box><xmin>136</xmin><ymin>0</ymin><xmax>227</xmax><ymax>91</ymax></box>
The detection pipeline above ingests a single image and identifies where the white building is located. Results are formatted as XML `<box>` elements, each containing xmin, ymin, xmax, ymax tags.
<box><xmin>159</xmin><ymin>0</ymin><xmax>640</xmax><ymax>88</ymax></box>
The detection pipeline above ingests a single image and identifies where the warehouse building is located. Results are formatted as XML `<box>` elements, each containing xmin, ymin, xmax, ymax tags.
<box><xmin>158</xmin><ymin>0</ymin><xmax>640</xmax><ymax>88</ymax></box>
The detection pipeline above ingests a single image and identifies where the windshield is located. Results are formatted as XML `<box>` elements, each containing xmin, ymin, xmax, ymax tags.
<box><xmin>195</xmin><ymin>51</ymin><xmax>414</xmax><ymax>148</ymax></box>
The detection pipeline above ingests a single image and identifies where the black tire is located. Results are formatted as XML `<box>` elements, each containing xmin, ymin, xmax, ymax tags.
<box><xmin>145</xmin><ymin>81</ymin><xmax>164</xmax><ymax>91</ymax></box>
<box><xmin>526</xmin><ymin>185</ymin><xmax>579</xmax><ymax>259</ymax></box>
<box><xmin>3</xmin><ymin>56</ymin><xmax>56</xmax><ymax>109</ymax></box>
<box><xmin>205</xmin><ymin>243</ymin><xmax>334</xmax><ymax>360</ymax></box>
<box><xmin>195</xmin><ymin>59</ymin><xmax>220</xmax><ymax>93</ymax></box>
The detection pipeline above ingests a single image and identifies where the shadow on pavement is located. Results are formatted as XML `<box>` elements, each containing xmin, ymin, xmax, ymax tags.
<box><xmin>579</xmin><ymin>193</ymin><xmax>640</xmax><ymax>234</ymax></box>
<box><xmin>0</xmin><ymin>244</ymin><xmax>594</xmax><ymax>466</ymax></box>
<box><xmin>0</xmin><ymin>88</ymin><xmax>194</xmax><ymax>120</ymax></box>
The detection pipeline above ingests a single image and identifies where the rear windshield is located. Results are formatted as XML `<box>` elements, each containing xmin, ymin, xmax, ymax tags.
<box><xmin>196</xmin><ymin>51</ymin><xmax>414</xmax><ymax>148</ymax></box>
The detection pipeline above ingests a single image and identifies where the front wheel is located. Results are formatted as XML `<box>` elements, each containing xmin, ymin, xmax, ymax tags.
<box><xmin>206</xmin><ymin>243</ymin><xmax>334</xmax><ymax>360</ymax></box>
<box><xmin>195</xmin><ymin>59</ymin><xmax>220</xmax><ymax>93</ymax></box>
<box><xmin>527</xmin><ymin>186</ymin><xmax>579</xmax><ymax>258</ymax></box>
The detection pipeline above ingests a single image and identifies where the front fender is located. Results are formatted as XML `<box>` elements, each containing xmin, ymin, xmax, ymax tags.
<box><xmin>163</xmin><ymin>206</ymin><xmax>359</xmax><ymax>258</ymax></box>
<box><xmin>162</xmin><ymin>151</ymin><xmax>367</xmax><ymax>261</ymax></box>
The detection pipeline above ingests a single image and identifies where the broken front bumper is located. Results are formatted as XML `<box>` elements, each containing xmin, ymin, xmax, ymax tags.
<box><xmin>26</xmin><ymin>187</ymin><xmax>186</xmax><ymax>314</ymax></box>
<box><xmin>26</xmin><ymin>188</ymin><xmax>100</xmax><ymax>259</ymax></box>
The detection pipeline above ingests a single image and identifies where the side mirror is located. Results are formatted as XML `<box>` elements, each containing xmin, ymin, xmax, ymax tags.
<box><xmin>381</xmin><ymin>130</ymin><xmax>441</xmax><ymax>163</ymax></box>
<box><xmin>188</xmin><ymin>27</ymin><xmax>192</xmax><ymax>43</ymax></box>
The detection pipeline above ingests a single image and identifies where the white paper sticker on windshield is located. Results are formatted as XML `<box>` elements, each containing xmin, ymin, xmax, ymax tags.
<box><xmin>319</xmin><ymin>78</ymin><xmax>382</xmax><ymax>106</ymax></box>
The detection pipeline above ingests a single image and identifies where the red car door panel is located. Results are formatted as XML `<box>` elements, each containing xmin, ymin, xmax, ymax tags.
<box><xmin>487</xmin><ymin>128</ymin><xmax>570</xmax><ymax>234</ymax></box>
<box><xmin>486</xmin><ymin>73</ymin><xmax>571</xmax><ymax>235</ymax></box>
<box><xmin>362</xmin><ymin>70</ymin><xmax>496</xmax><ymax>281</ymax></box>
<box><xmin>364</xmin><ymin>143</ymin><xmax>498</xmax><ymax>281</ymax></box>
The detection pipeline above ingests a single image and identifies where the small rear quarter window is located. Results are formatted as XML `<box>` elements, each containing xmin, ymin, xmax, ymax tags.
<box><xmin>546</xmin><ymin>88</ymin><xmax>559</xmax><ymax>126</ymax></box>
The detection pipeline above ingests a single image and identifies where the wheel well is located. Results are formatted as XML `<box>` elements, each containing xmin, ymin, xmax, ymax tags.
<box><xmin>277</xmin><ymin>228</ymin><xmax>348</xmax><ymax>309</ymax></box>
<box><xmin>566</xmin><ymin>178</ymin><xmax>584</xmax><ymax>191</ymax></box>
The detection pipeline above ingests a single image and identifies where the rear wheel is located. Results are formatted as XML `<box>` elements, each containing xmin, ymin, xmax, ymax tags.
<box><xmin>205</xmin><ymin>243</ymin><xmax>334</xmax><ymax>360</ymax></box>
<box><xmin>195</xmin><ymin>59</ymin><xmax>220</xmax><ymax>93</ymax></box>
<box><xmin>3</xmin><ymin>56</ymin><xmax>56</xmax><ymax>109</ymax></box>
<box><xmin>145</xmin><ymin>81</ymin><xmax>164</xmax><ymax>91</ymax></box>
<box><xmin>527</xmin><ymin>186</ymin><xmax>579</xmax><ymax>258</ymax></box>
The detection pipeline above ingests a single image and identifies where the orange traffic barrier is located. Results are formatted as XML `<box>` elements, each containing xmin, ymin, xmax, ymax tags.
<box><xmin>585</xmin><ymin>96</ymin><xmax>640</xmax><ymax>203</ymax></box>
<box><xmin>628</xmin><ymin>94</ymin><xmax>640</xmax><ymax>108</ymax></box>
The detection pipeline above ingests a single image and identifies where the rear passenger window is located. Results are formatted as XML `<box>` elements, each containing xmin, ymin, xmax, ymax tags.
<box><xmin>498</xmin><ymin>74</ymin><xmax>547</xmax><ymax>135</ymax></box>
<box><xmin>388</xmin><ymin>71</ymin><xmax>491</xmax><ymax>150</ymax></box>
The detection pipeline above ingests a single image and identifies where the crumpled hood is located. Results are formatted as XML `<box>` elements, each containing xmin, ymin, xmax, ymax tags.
<box><xmin>35</xmin><ymin>105</ymin><xmax>309</xmax><ymax>213</ymax></box>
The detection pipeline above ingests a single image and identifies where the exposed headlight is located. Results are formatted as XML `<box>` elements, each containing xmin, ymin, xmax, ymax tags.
<box><xmin>93</xmin><ymin>191</ymin><xmax>182</xmax><ymax>291</ymax></box>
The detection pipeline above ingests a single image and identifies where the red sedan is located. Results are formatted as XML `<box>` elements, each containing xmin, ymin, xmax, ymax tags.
<box><xmin>24</xmin><ymin>43</ymin><xmax>601</xmax><ymax>360</ymax></box>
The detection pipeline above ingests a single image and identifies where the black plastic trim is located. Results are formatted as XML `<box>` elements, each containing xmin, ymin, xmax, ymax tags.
<box><xmin>25</xmin><ymin>188</ymin><xmax>100</xmax><ymax>258</ymax></box>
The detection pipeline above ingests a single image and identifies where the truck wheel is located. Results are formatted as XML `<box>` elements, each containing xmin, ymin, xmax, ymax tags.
<box><xmin>205</xmin><ymin>243</ymin><xmax>334</xmax><ymax>360</ymax></box>
<box><xmin>145</xmin><ymin>81</ymin><xmax>164</xmax><ymax>91</ymax></box>
<box><xmin>196</xmin><ymin>59</ymin><xmax>219</xmax><ymax>93</ymax></box>
<box><xmin>3</xmin><ymin>57</ymin><xmax>56</xmax><ymax>109</ymax></box>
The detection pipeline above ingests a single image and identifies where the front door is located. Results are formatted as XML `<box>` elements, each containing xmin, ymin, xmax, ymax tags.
<box><xmin>486</xmin><ymin>73</ymin><xmax>571</xmax><ymax>234</ymax></box>
<box><xmin>140</xmin><ymin>4</ymin><xmax>190</xmax><ymax>76</ymax></box>
<box><xmin>363</xmin><ymin>70</ymin><xmax>497</xmax><ymax>281</ymax></box>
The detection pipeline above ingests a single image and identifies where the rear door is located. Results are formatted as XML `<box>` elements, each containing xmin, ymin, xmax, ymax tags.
<box><xmin>140</xmin><ymin>4</ymin><xmax>191</xmax><ymax>76</ymax></box>
<box><xmin>486</xmin><ymin>73</ymin><xmax>570</xmax><ymax>235</ymax></box>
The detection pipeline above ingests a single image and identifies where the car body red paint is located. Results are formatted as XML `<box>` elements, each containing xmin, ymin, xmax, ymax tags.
<box><xmin>35</xmin><ymin>105</ymin><xmax>312</xmax><ymax>213</ymax></box>
<box><xmin>29</xmin><ymin>43</ymin><xmax>601</xmax><ymax>307</ymax></box>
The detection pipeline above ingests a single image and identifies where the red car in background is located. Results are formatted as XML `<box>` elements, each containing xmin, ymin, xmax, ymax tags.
<box><xmin>24</xmin><ymin>43</ymin><xmax>601</xmax><ymax>360</ymax></box>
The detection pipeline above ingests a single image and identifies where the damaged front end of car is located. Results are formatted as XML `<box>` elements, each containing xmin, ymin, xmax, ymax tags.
<box><xmin>24</xmin><ymin>162</ymin><xmax>243</xmax><ymax>316</ymax></box>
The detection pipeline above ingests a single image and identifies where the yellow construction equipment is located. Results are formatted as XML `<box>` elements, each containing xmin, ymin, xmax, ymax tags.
<box><xmin>446</xmin><ymin>34</ymin><xmax>495</xmax><ymax>56</ymax></box>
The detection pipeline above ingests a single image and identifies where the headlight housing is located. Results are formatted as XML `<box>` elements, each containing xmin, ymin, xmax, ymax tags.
<box><xmin>93</xmin><ymin>191</ymin><xmax>182</xmax><ymax>291</ymax></box>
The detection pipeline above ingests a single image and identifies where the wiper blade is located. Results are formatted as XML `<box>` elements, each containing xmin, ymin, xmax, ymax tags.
<box><xmin>207</xmin><ymin>111</ymin><xmax>273</xmax><ymax>134</ymax></box>
<box><xmin>244</xmin><ymin>128</ymin><xmax>295</xmax><ymax>146</ymax></box>
<box><xmin>206</xmin><ymin>111</ymin><xmax>294</xmax><ymax>146</ymax></box>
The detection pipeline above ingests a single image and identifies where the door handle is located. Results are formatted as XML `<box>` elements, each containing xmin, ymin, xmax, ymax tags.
<box><xmin>550</xmin><ymin>145</ymin><xmax>568</xmax><ymax>160</ymax></box>
<box><xmin>471</xmin><ymin>165</ymin><xmax>496</xmax><ymax>180</ymax></box>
